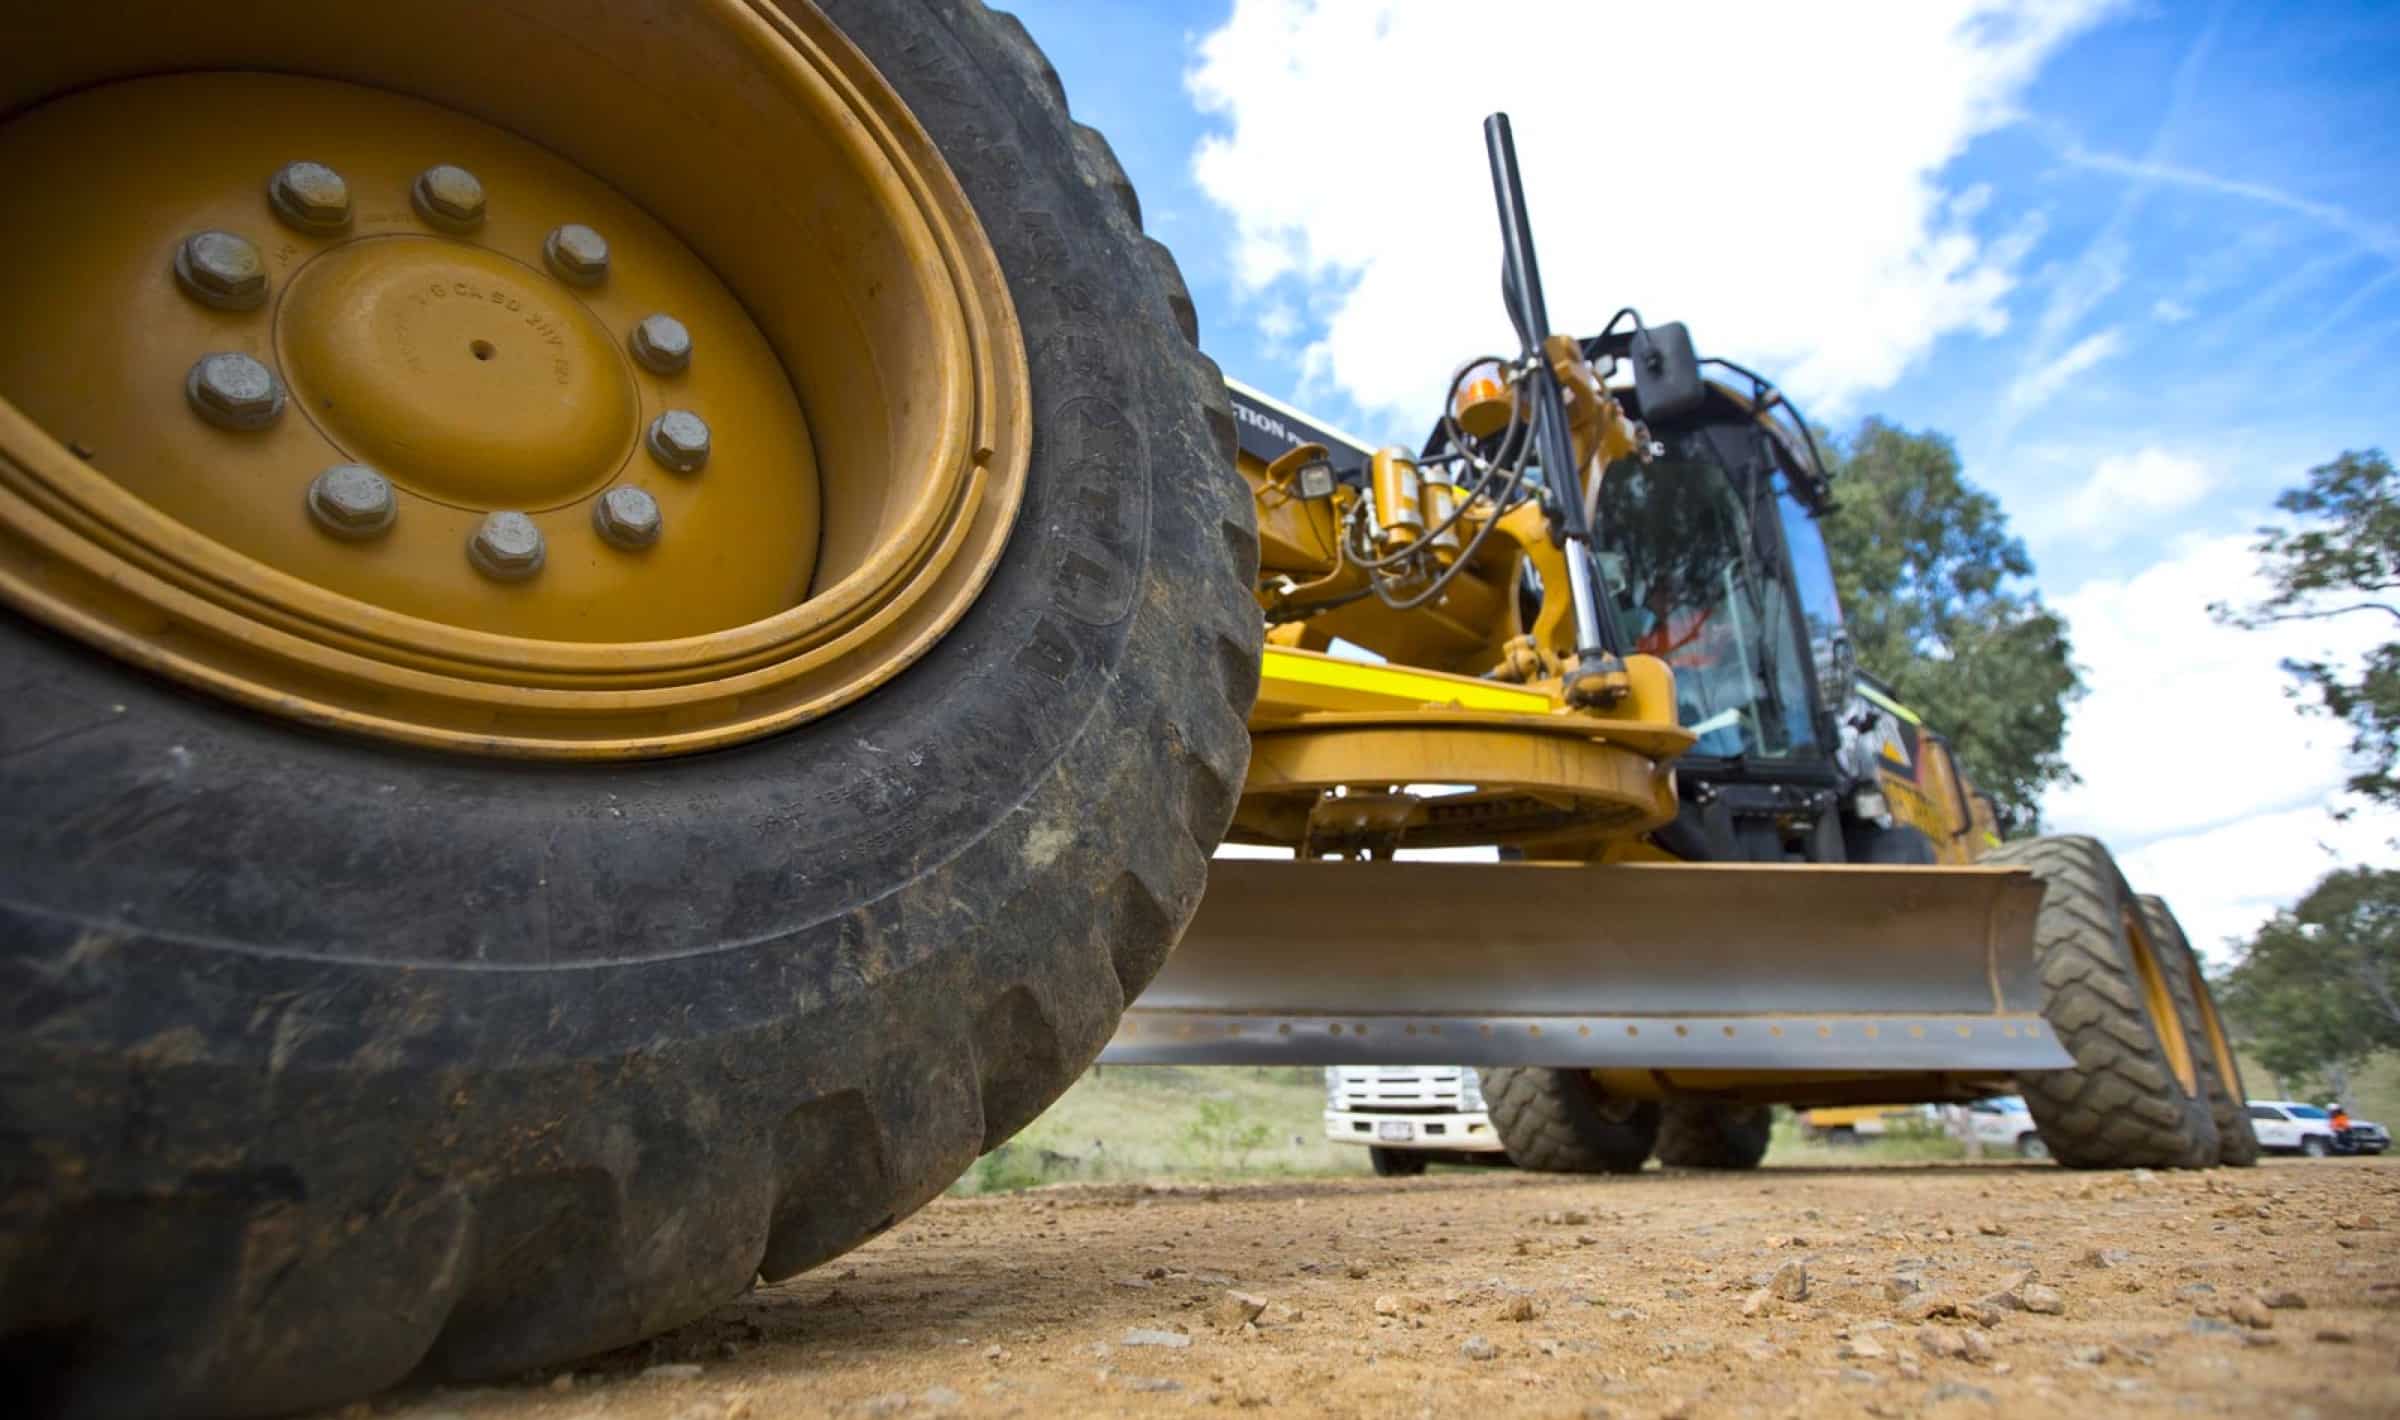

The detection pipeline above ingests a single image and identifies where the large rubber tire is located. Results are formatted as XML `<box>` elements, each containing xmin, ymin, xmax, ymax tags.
<box><xmin>1984</xmin><ymin>837</ymin><xmax>2219</xmax><ymax>1170</ymax></box>
<box><xmin>0</xmin><ymin>7</ymin><xmax>1261</xmax><ymax>1417</ymax></box>
<box><xmin>1368</xmin><ymin>1147</ymin><xmax>1429</xmax><ymax>1178</ymax></box>
<box><xmin>2138</xmin><ymin>895</ymin><xmax>2260</xmax><ymax>1167</ymax></box>
<box><xmin>1484</xmin><ymin>1068</ymin><xmax>1660</xmax><ymax>1174</ymax></box>
<box><xmin>1654</xmin><ymin>1100</ymin><xmax>1774</xmax><ymax>1170</ymax></box>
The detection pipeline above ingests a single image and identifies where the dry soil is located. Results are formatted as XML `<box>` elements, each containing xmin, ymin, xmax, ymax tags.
<box><xmin>333</xmin><ymin>1156</ymin><xmax>2399</xmax><ymax>1420</ymax></box>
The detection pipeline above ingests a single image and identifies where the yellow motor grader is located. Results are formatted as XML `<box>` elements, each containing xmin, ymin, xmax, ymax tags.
<box><xmin>0</xmin><ymin>6</ymin><xmax>2245</xmax><ymax>1415</ymax></box>
<box><xmin>1100</xmin><ymin>116</ymin><xmax>2256</xmax><ymax>1179</ymax></box>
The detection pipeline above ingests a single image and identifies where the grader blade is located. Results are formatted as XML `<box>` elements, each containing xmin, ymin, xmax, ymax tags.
<box><xmin>1101</xmin><ymin>860</ymin><xmax>2070</xmax><ymax>1072</ymax></box>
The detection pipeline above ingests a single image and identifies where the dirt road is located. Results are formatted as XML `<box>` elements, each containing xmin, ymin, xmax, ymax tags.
<box><xmin>346</xmin><ymin>1158</ymin><xmax>2397</xmax><ymax>1420</ymax></box>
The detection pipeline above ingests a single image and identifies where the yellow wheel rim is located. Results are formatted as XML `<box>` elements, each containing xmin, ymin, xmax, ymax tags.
<box><xmin>2186</xmin><ymin>954</ymin><xmax>2242</xmax><ymax>1097</ymax></box>
<box><xmin>0</xmin><ymin>0</ymin><xmax>1028</xmax><ymax>758</ymax></box>
<box><xmin>2124</xmin><ymin>906</ymin><xmax>2200</xmax><ymax>1097</ymax></box>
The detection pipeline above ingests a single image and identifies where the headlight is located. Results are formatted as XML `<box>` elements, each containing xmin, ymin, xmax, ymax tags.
<box><xmin>1324</xmin><ymin>1067</ymin><xmax>1343</xmax><ymax>1110</ymax></box>
<box><xmin>1459</xmin><ymin>1068</ymin><xmax>1486</xmax><ymax>1112</ymax></box>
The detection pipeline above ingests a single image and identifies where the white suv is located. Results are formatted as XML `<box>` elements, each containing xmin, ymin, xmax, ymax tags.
<box><xmin>2245</xmin><ymin>1100</ymin><xmax>2339</xmax><ymax>1157</ymax></box>
<box><xmin>1964</xmin><ymin>1095</ymin><xmax>2047</xmax><ymax>1158</ymax></box>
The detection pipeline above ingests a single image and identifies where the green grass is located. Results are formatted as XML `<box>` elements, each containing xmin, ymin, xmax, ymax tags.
<box><xmin>1765</xmin><ymin>1111</ymin><xmax>1972</xmax><ymax>1166</ymax></box>
<box><xmin>950</xmin><ymin>1065</ymin><xmax>1368</xmax><ymax>1195</ymax></box>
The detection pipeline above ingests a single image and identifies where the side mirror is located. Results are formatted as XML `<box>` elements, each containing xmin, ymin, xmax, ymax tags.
<box><xmin>1630</xmin><ymin>321</ymin><xmax>1705</xmax><ymax>424</ymax></box>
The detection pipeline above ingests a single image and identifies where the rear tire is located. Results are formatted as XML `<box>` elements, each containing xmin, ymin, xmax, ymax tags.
<box><xmin>2016</xmin><ymin>1132</ymin><xmax>2050</xmax><ymax>1160</ymax></box>
<box><xmin>1484</xmin><ymin>1068</ymin><xmax>1659</xmax><ymax>1174</ymax></box>
<box><xmin>2137</xmin><ymin>895</ymin><xmax>2259</xmax><ymax>1167</ymax></box>
<box><xmin>1368</xmin><ymin>1147</ymin><xmax>1429</xmax><ymax>1178</ymax></box>
<box><xmin>1984</xmin><ymin>837</ymin><xmax>2219</xmax><ymax>1169</ymax></box>
<box><xmin>1654</xmin><ymin>1100</ymin><xmax>1773</xmax><ymax>1170</ymax></box>
<box><xmin>0</xmin><ymin>5</ymin><xmax>1260</xmax><ymax>1416</ymax></box>
<box><xmin>2302</xmin><ymin>1135</ymin><xmax>2331</xmax><ymax>1158</ymax></box>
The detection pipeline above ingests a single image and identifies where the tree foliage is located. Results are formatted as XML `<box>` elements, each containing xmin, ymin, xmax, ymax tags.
<box><xmin>1819</xmin><ymin>419</ymin><xmax>2083</xmax><ymax>831</ymax></box>
<box><xmin>2219</xmin><ymin>866</ymin><xmax>2400</xmax><ymax>1090</ymax></box>
<box><xmin>2213</xmin><ymin>449</ymin><xmax>2400</xmax><ymax>810</ymax></box>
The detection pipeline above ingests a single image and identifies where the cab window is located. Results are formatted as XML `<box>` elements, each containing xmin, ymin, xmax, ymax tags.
<box><xmin>1595</xmin><ymin>442</ymin><xmax>1820</xmax><ymax>761</ymax></box>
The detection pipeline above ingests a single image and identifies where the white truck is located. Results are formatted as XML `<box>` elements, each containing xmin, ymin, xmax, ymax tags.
<box><xmin>1323</xmin><ymin>1066</ymin><xmax>1508</xmax><ymax>1176</ymax></box>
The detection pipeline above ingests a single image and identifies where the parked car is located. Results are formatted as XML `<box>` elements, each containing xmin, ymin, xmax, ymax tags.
<box><xmin>2246</xmin><ymin>1100</ymin><xmax>2346</xmax><ymax>1157</ymax></box>
<box><xmin>1964</xmin><ymin>1095</ymin><xmax>2047</xmax><ymax>1158</ymax></box>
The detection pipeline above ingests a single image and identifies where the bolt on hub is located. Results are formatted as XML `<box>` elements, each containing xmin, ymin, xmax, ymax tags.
<box><xmin>629</xmin><ymin>313</ymin><xmax>692</xmax><ymax>374</ymax></box>
<box><xmin>544</xmin><ymin>223</ymin><xmax>610</xmax><ymax>286</ymax></box>
<box><xmin>592</xmin><ymin>485</ymin><xmax>662</xmax><ymax>550</ymax></box>
<box><xmin>173</xmin><ymin>230</ymin><xmax>268</xmax><ymax>311</ymax></box>
<box><xmin>306</xmin><ymin>464</ymin><xmax>398</xmax><ymax>541</ymax></box>
<box><xmin>411</xmin><ymin>163</ymin><xmax>486</xmax><ymax>233</ymax></box>
<box><xmin>268</xmin><ymin>161</ymin><xmax>353</xmax><ymax>233</ymax></box>
<box><xmin>645</xmin><ymin>409</ymin><xmax>711</xmax><ymax>472</ymax></box>
<box><xmin>184</xmin><ymin>352</ymin><xmax>286</xmax><ymax>430</ymax></box>
<box><xmin>468</xmin><ymin>511</ymin><xmax>545</xmax><ymax>581</ymax></box>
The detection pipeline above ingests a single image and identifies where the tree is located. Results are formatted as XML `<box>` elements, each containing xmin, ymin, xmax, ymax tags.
<box><xmin>1819</xmin><ymin>419</ymin><xmax>2083</xmax><ymax>831</ymax></box>
<box><xmin>2218</xmin><ymin>866</ymin><xmax>2400</xmax><ymax>1095</ymax></box>
<box><xmin>2213</xmin><ymin>449</ymin><xmax>2400</xmax><ymax>811</ymax></box>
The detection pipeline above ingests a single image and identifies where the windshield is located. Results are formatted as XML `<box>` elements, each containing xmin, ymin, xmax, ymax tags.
<box><xmin>1776</xmin><ymin>481</ymin><xmax>1849</xmax><ymax>707</ymax></box>
<box><xmin>1594</xmin><ymin>437</ymin><xmax>1821</xmax><ymax>760</ymax></box>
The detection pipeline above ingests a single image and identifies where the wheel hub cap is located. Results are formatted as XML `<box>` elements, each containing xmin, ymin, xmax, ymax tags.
<box><xmin>280</xmin><ymin>237</ymin><xmax>638</xmax><ymax>512</ymax></box>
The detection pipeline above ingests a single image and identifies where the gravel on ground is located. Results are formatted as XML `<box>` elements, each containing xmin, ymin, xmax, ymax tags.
<box><xmin>330</xmin><ymin>1157</ymin><xmax>2399</xmax><ymax>1420</ymax></box>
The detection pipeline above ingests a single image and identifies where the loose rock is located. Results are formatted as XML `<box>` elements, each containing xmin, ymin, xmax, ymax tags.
<box><xmin>1461</xmin><ymin>1334</ymin><xmax>1498</xmax><ymax>1362</ymax></box>
<box><xmin>1917</xmin><ymin>1326</ymin><xmax>1969</xmax><ymax>1360</ymax></box>
<box><xmin>1122</xmin><ymin>1329</ymin><xmax>1192</xmax><ymax>1349</ymax></box>
<box><xmin>1770</xmin><ymin>1260</ymin><xmax>1808</xmax><ymax>1302</ymax></box>
<box><xmin>1210</xmin><ymin>1291</ymin><xmax>1268</xmax><ymax>1330</ymax></box>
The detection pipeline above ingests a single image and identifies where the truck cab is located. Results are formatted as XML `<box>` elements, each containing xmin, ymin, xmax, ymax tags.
<box><xmin>1323</xmin><ymin>1066</ymin><xmax>1507</xmax><ymax>1176</ymax></box>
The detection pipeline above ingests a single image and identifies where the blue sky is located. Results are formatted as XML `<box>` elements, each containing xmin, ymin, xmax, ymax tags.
<box><xmin>1004</xmin><ymin>0</ymin><xmax>2399</xmax><ymax>950</ymax></box>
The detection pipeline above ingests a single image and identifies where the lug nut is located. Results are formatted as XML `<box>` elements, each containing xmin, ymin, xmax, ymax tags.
<box><xmin>544</xmin><ymin>224</ymin><xmax>610</xmax><ymax>286</ymax></box>
<box><xmin>645</xmin><ymin>410</ymin><xmax>711</xmax><ymax>472</ymax></box>
<box><xmin>307</xmin><ymin>464</ymin><xmax>397</xmax><ymax>540</ymax></box>
<box><xmin>412</xmin><ymin>164</ymin><xmax>487</xmax><ymax>233</ymax></box>
<box><xmin>184</xmin><ymin>352</ymin><xmax>286</xmax><ymax>431</ymax></box>
<box><xmin>267</xmin><ymin>161</ymin><xmax>353</xmax><ymax>233</ymax></box>
<box><xmin>468</xmin><ymin>511</ymin><xmax>546</xmax><ymax>581</ymax></box>
<box><xmin>592</xmin><ymin>486</ymin><xmax>662</xmax><ymax>550</ymax></box>
<box><xmin>172</xmin><ymin>230</ymin><xmax>268</xmax><ymax>311</ymax></box>
<box><xmin>629</xmin><ymin>313</ymin><xmax>692</xmax><ymax>374</ymax></box>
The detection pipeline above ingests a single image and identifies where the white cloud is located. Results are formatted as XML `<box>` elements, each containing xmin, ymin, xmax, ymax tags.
<box><xmin>1185</xmin><ymin>0</ymin><xmax>2114</xmax><ymax>428</ymax></box>
<box><xmin>2052</xmin><ymin>446</ymin><xmax>2213</xmax><ymax>543</ymax></box>
<box><xmin>1999</xmin><ymin>325</ymin><xmax>2124</xmax><ymax>416</ymax></box>
<box><xmin>2041</xmin><ymin>533</ymin><xmax>2396</xmax><ymax>957</ymax></box>
<box><xmin>2115</xmin><ymin>807</ymin><xmax>2395</xmax><ymax>966</ymax></box>
<box><xmin>2152</xmin><ymin>296</ymin><xmax>2194</xmax><ymax>323</ymax></box>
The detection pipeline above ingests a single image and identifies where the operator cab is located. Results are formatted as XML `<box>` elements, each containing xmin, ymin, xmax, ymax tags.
<box><xmin>1600</xmin><ymin>364</ymin><xmax>1850</xmax><ymax>776</ymax></box>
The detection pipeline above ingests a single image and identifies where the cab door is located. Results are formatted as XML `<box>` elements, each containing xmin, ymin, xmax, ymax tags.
<box><xmin>2247</xmin><ymin>1104</ymin><xmax>2294</xmax><ymax>1149</ymax></box>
